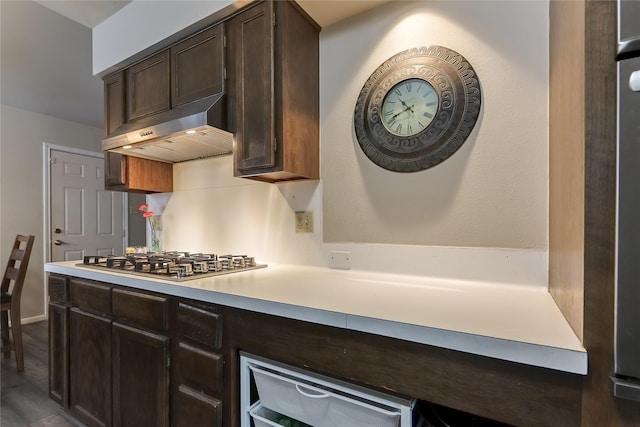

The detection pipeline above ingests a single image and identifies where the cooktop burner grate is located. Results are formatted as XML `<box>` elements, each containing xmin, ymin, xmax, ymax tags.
<box><xmin>77</xmin><ymin>252</ymin><xmax>267</xmax><ymax>282</ymax></box>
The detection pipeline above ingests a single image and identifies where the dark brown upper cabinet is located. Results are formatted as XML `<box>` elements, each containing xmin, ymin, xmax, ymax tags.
<box><xmin>101</xmin><ymin>24</ymin><xmax>227</xmax><ymax>193</ymax></box>
<box><xmin>171</xmin><ymin>24</ymin><xmax>225</xmax><ymax>107</ymax></box>
<box><xmin>104</xmin><ymin>56</ymin><xmax>173</xmax><ymax>194</ymax></box>
<box><xmin>104</xmin><ymin>71</ymin><xmax>172</xmax><ymax>194</ymax></box>
<box><xmin>116</xmin><ymin>22</ymin><xmax>226</xmax><ymax>126</ymax></box>
<box><xmin>126</xmin><ymin>50</ymin><xmax>171</xmax><ymax>122</ymax></box>
<box><xmin>103</xmin><ymin>71</ymin><xmax>125</xmax><ymax>137</ymax></box>
<box><xmin>104</xmin><ymin>152</ymin><xmax>173</xmax><ymax>193</ymax></box>
<box><xmin>228</xmin><ymin>1</ymin><xmax>320</xmax><ymax>182</ymax></box>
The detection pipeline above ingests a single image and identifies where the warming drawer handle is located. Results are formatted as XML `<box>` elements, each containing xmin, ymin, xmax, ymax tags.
<box><xmin>295</xmin><ymin>384</ymin><xmax>330</xmax><ymax>399</ymax></box>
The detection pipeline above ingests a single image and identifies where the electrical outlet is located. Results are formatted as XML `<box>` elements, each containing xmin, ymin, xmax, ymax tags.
<box><xmin>329</xmin><ymin>251</ymin><xmax>351</xmax><ymax>269</ymax></box>
<box><xmin>295</xmin><ymin>211</ymin><xmax>313</xmax><ymax>233</ymax></box>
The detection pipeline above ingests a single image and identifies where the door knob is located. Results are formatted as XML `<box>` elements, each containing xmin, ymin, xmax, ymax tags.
<box><xmin>53</xmin><ymin>240</ymin><xmax>64</xmax><ymax>246</ymax></box>
<box><xmin>54</xmin><ymin>228</ymin><xmax>62</xmax><ymax>234</ymax></box>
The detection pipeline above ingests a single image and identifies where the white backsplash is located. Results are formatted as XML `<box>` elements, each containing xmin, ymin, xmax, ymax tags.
<box><xmin>147</xmin><ymin>155</ymin><xmax>546</xmax><ymax>288</ymax></box>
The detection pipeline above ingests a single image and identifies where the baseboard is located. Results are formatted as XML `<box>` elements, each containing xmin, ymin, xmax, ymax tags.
<box><xmin>8</xmin><ymin>315</ymin><xmax>46</xmax><ymax>327</ymax></box>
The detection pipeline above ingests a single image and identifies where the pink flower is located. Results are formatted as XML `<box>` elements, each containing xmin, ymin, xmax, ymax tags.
<box><xmin>143</xmin><ymin>211</ymin><xmax>154</xmax><ymax>218</ymax></box>
<box><xmin>138</xmin><ymin>203</ymin><xmax>149</xmax><ymax>212</ymax></box>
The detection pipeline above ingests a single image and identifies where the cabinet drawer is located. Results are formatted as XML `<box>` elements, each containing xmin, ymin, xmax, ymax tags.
<box><xmin>49</xmin><ymin>274</ymin><xmax>69</xmax><ymax>303</ymax></box>
<box><xmin>174</xmin><ymin>385</ymin><xmax>222</xmax><ymax>427</ymax></box>
<box><xmin>112</xmin><ymin>288</ymin><xmax>169</xmax><ymax>332</ymax></box>
<box><xmin>70</xmin><ymin>279</ymin><xmax>111</xmax><ymax>316</ymax></box>
<box><xmin>177</xmin><ymin>302</ymin><xmax>222</xmax><ymax>349</ymax></box>
<box><xmin>177</xmin><ymin>342</ymin><xmax>224</xmax><ymax>395</ymax></box>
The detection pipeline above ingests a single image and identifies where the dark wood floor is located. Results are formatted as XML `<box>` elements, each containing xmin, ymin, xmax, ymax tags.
<box><xmin>1</xmin><ymin>321</ymin><xmax>83</xmax><ymax>427</ymax></box>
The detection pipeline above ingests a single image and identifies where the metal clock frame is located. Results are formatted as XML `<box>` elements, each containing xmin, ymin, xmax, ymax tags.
<box><xmin>354</xmin><ymin>45</ymin><xmax>482</xmax><ymax>172</ymax></box>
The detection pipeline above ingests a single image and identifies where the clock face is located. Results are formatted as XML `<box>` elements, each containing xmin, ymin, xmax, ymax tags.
<box><xmin>381</xmin><ymin>78</ymin><xmax>438</xmax><ymax>137</ymax></box>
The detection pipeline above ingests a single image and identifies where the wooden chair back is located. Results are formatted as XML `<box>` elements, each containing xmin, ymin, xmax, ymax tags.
<box><xmin>1</xmin><ymin>235</ymin><xmax>35</xmax><ymax>304</ymax></box>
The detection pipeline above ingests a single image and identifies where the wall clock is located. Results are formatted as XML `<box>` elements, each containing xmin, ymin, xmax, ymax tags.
<box><xmin>354</xmin><ymin>45</ymin><xmax>482</xmax><ymax>172</ymax></box>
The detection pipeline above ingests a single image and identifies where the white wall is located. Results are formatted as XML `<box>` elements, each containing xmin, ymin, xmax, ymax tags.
<box><xmin>93</xmin><ymin>0</ymin><xmax>234</xmax><ymax>75</ymax></box>
<box><xmin>0</xmin><ymin>105</ymin><xmax>103</xmax><ymax>320</ymax></box>
<box><xmin>1</xmin><ymin>0</ymin><xmax>103</xmax><ymax>128</ymax></box>
<box><xmin>147</xmin><ymin>1</ymin><xmax>549</xmax><ymax>287</ymax></box>
<box><xmin>1</xmin><ymin>1</ymin><xmax>108</xmax><ymax>321</ymax></box>
<box><xmin>321</xmin><ymin>1</ymin><xmax>548</xmax><ymax>249</ymax></box>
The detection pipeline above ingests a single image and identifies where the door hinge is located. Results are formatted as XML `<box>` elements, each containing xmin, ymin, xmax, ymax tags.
<box><xmin>224</xmin><ymin>67</ymin><xmax>227</xmax><ymax>80</ymax></box>
<box><xmin>223</xmin><ymin>35</ymin><xmax>227</xmax><ymax>48</ymax></box>
<box><xmin>49</xmin><ymin>157</ymin><xmax>56</xmax><ymax>164</ymax></box>
<box><xmin>273</xmin><ymin>12</ymin><xmax>276</xmax><ymax>27</ymax></box>
<box><xmin>273</xmin><ymin>138</ymin><xmax>277</xmax><ymax>152</ymax></box>
<box><xmin>166</xmin><ymin>351</ymin><xmax>171</xmax><ymax>369</ymax></box>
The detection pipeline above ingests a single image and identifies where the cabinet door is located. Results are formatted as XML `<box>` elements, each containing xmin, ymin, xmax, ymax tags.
<box><xmin>104</xmin><ymin>71</ymin><xmax>126</xmax><ymax>136</ymax></box>
<box><xmin>126</xmin><ymin>50</ymin><xmax>170</xmax><ymax>121</ymax></box>
<box><xmin>125</xmin><ymin>156</ymin><xmax>173</xmax><ymax>193</ymax></box>
<box><xmin>172</xmin><ymin>24</ymin><xmax>225</xmax><ymax>107</ymax></box>
<box><xmin>104</xmin><ymin>154</ymin><xmax>173</xmax><ymax>193</ymax></box>
<box><xmin>228</xmin><ymin>1</ymin><xmax>277</xmax><ymax>174</ymax></box>
<box><xmin>112</xmin><ymin>322</ymin><xmax>170</xmax><ymax>427</ymax></box>
<box><xmin>105</xmin><ymin>152</ymin><xmax>127</xmax><ymax>188</ymax></box>
<box><xmin>69</xmin><ymin>308</ymin><xmax>112</xmax><ymax>427</ymax></box>
<box><xmin>49</xmin><ymin>302</ymin><xmax>69</xmax><ymax>408</ymax></box>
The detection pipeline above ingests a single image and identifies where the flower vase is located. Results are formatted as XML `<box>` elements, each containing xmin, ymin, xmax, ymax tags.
<box><xmin>151</xmin><ymin>229</ymin><xmax>161</xmax><ymax>254</ymax></box>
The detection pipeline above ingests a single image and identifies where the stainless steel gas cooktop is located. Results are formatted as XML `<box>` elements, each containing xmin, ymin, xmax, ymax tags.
<box><xmin>78</xmin><ymin>252</ymin><xmax>266</xmax><ymax>282</ymax></box>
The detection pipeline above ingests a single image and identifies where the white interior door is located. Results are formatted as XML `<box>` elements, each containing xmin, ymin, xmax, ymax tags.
<box><xmin>50</xmin><ymin>149</ymin><xmax>125</xmax><ymax>261</ymax></box>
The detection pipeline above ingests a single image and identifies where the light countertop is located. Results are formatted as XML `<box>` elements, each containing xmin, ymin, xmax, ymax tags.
<box><xmin>45</xmin><ymin>261</ymin><xmax>587</xmax><ymax>375</ymax></box>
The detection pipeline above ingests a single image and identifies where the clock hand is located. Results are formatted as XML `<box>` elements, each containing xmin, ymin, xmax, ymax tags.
<box><xmin>399</xmin><ymin>98</ymin><xmax>417</xmax><ymax>112</ymax></box>
<box><xmin>391</xmin><ymin>105</ymin><xmax>413</xmax><ymax>121</ymax></box>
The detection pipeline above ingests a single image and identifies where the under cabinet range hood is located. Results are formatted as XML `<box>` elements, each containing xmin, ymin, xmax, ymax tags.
<box><xmin>102</xmin><ymin>93</ymin><xmax>234</xmax><ymax>163</ymax></box>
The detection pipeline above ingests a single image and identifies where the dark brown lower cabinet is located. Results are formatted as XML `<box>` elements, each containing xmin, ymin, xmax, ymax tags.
<box><xmin>69</xmin><ymin>308</ymin><xmax>112</xmax><ymax>427</ymax></box>
<box><xmin>51</xmin><ymin>273</ymin><xmax>583</xmax><ymax>427</ymax></box>
<box><xmin>172</xmin><ymin>301</ymin><xmax>225</xmax><ymax>427</ymax></box>
<box><xmin>48</xmin><ymin>274</ymin><xmax>70</xmax><ymax>408</ymax></box>
<box><xmin>48</xmin><ymin>301</ymin><xmax>68</xmax><ymax>407</ymax></box>
<box><xmin>50</xmin><ymin>276</ymin><xmax>228</xmax><ymax>426</ymax></box>
<box><xmin>112</xmin><ymin>322</ymin><xmax>170</xmax><ymax>427</ymax></box>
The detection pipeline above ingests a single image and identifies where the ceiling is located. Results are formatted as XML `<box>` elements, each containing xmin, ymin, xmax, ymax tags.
<box><xmin>1</xmin><ymin>1</ymin><xmax>389</xmax><ymax>130</ymax></box>
<box><xmin>34</xmin><ymin>1</ymin><xmax>132</xmax><ymax>28</ymax></box>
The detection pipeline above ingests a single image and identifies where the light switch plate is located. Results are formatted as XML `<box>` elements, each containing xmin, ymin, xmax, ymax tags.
<box><xmin>295</xmin><ymin>211</ymin><xmax>313</xmax><ymax>233</ymax></box>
